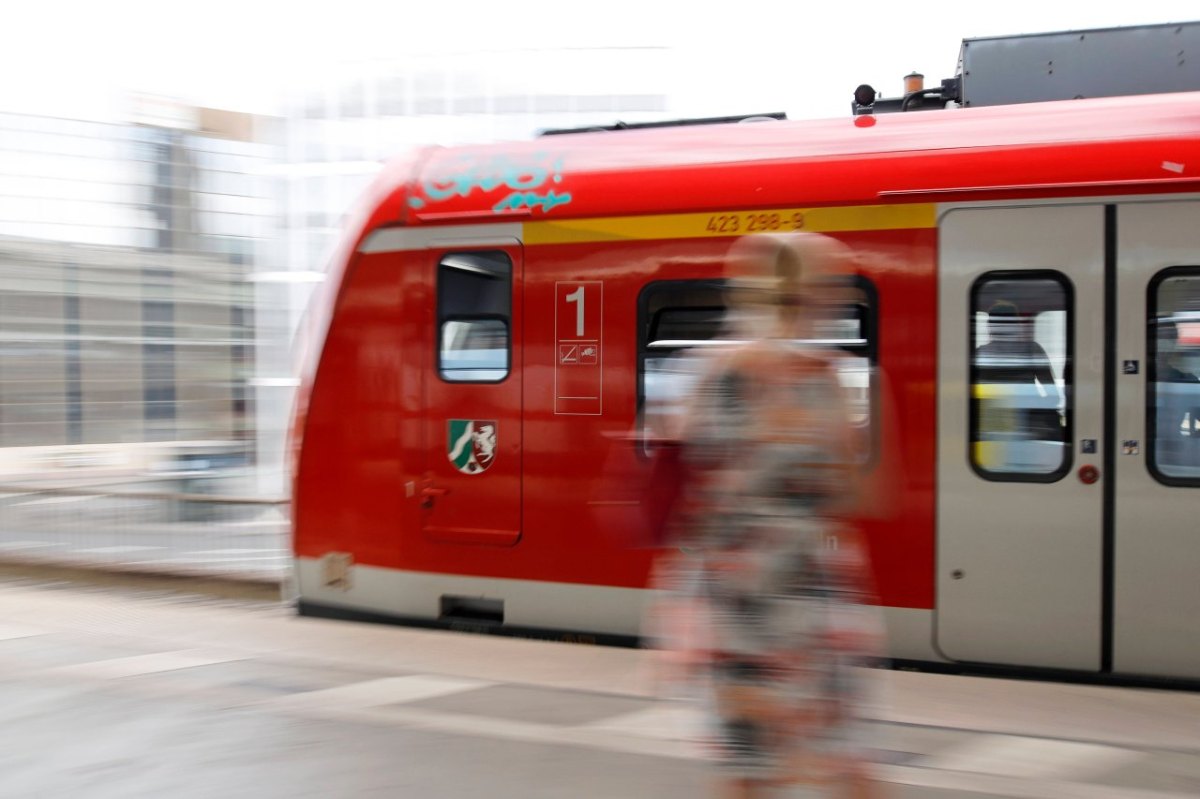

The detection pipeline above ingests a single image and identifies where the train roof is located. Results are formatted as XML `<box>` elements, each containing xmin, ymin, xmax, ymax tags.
<box><xmin>350</xmin><ymin>91</ymin><xmax>1200</xmax><ymax>232</ymax></box>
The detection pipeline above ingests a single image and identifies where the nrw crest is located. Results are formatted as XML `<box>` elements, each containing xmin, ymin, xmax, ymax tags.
<box><xmin>448</xmin><ymin>420</ymin><xmax>497</xmax><ymax>474</ymax></box>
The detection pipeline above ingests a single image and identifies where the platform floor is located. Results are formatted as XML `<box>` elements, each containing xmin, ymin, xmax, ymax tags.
<box><xmin>0</xmin><ymin>575</ymin><xmax>1198</xmax><ymax>798</ymax></box>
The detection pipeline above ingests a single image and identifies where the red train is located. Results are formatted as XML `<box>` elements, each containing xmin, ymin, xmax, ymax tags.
<box><xmin>292</xmin><ymin>90</ymin><xmax>1200</xmax><ymax>682</ymax></box>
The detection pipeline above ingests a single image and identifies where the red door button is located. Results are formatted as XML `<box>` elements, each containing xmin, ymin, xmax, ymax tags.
<box><xmin>1078</xmin><ymin>465</ymin><xmax>1100</xmax><ymax>484</ymax></box>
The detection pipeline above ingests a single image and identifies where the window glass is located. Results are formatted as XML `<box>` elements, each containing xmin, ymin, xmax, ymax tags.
<box><xmin>1149</xmin><ymin>271</ymin><xmax>1200</xmax><ymax>481</ymax></box>
<box><xmin>440</xmin><ymin>319</ymin><xmax>508</xmax><ymax>380</ymax></box>
<box><xmin>638</xmin><ymin>278</ymin><xmax>874</xmax><ymax>459</ymax></box>
<box><xmin>437</xmin><ymin>252</ymin><xmax>511</xmax><ymax>382</ymax></box>
<box><xmin>641</xmin><ymin>282</ymin><xmax>725</xmax><ymax>435</ymax></box>
<box><xmin>971</xmin><ymin>275</ymin><xmax>1070</xmax><ymax>479</ymax></box>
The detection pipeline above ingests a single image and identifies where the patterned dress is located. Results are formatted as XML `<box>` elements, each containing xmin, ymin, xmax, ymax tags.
<box><xmin>652</xmin><ymin>339</ymin><xmax>882</xmax><ymax>790</ymax></box>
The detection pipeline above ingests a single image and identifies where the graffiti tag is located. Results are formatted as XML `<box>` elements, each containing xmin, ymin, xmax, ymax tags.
<box><xmin>492</xmin><ymin>190</ymin><xmax>572</xmax><ymax>213</ymax></box>
<box><xmin>408</xmin><ymin>153</ymin><xmax>573</xmax><ymax>214</ymax></box>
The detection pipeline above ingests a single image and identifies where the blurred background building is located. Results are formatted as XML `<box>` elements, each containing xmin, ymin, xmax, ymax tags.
<box><xmin>0</xmin><ymin>98</ymin><xmax>271</xmax><ymax>489</ymax></box>
<box><xmin>0</xmin><ymin>45</ymin><xmax>674</xmax><ymax>576</ymax></box>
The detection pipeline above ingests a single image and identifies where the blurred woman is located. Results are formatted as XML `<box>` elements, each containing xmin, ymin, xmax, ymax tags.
<box><xmin>655</xmin><ymin>233</ymin><xmax>883</xmax><ymax>799</ymax></box>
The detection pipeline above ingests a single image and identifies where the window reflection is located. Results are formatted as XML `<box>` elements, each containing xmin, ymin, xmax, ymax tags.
<box><xmin>971</xmin><ymin>277</ymin><xmax>1070</xmax><ymax>477</ymax></box>
<box><xmin>440</xmin><ymin>319</ymin><xmax>509</xmax><ymax>381</ymax></box>
<box><xmin>436</xmin><ymin>252</ymin><xmax>511</xmax><ymax>383</ymax></box>
<box><xmin>1151</xmin><ymin>273</ymin><xmax>1200</xmax><ymax>480</ymax></box>
<box><xmin>640</xmin><ymin>279</ymin><xmax>874</xmax><ymax>461</ymax></box>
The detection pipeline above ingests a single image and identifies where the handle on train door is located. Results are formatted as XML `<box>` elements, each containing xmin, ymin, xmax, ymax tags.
<box><xmin>420</xmin><ymin>484</ymin><xmax>449</xmax><ymax>508</ymax></box>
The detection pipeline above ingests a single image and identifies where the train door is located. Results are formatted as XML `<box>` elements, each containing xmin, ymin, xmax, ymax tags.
<box><xmin>421</xmin><ymin>245</ymin><xmax>523</xmax><ymax>546</ymax></box>
<box><xmin>1113</xmin><ymin>201</ymin><xmax>1200</xmax><ymax>679</ymax></box>
<box><xmin>937</xmin><ymin>205</ymin><xmax>1105</xmax><ymax>670</ymax></box>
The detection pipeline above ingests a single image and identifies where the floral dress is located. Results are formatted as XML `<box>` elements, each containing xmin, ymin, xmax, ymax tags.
<box><xmin>651</xmin><ymin>339</ymin><xmax>882</xmax><ymax>789</ymax></box>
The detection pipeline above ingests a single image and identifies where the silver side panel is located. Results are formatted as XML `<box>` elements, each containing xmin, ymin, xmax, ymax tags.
<box><xmin>295</xmin><ymin>559</ymin><xmax>649</xmax><ymax>637</ymax></box>
<box><xmin>295</xmin><ymin>559</ymin><xmax>939</xmax><ymax>659</ymax></box>
<box><xmin>937</xmin><ymin>204</ymin><xmax>1105</xmax><ymax>670</ymax></box>
<box><xmin>359</xmin><ymin>223</ymin><xmax>524</xmax><ymax>253</ymax></box>
<box><xmin>882</xmin><ymin>607</ymin><xmax>943</xmax><ymax>663</ymax></box>
<box><xmin>1113</xmin><ymin>201</ymin><xmax>1200</xmax><ymax>679</ymax></box>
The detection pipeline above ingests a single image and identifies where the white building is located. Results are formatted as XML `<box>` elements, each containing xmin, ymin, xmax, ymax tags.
<box><xmin>0</xmin><ymin>100</ymin><xmax>273</xmax><ymax>486</ymax></box>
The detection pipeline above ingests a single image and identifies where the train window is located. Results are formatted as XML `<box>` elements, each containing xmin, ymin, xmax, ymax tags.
<box><xmin>970</xmin><ymin>273</ymin><xmax>1072</xmax><ymax>481</ymax></box>
<box><xmin>437</xmin><ymin>252</ymin><xmax>511</xmax><ymax>382</ymax></box>
<box><xmin>637</xmin><ymin>278</ymin><xmax>876</xmax><ymax>460</ymax></box>
<box><xmin>1147</xmin><ymin>269</ymin><xmax>1200</xmax><ymax>484</ymax></box>
<box><xmin>637</xmin><ymin>281</ymin><xmax>725</xmax><ymax>437</ymax></box>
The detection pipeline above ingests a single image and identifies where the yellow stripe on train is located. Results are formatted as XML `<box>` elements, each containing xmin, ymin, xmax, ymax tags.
<box><xmin>523</xmin><ymin>203</ymin><xmax>937</xmax><ymax>245</ymax></box>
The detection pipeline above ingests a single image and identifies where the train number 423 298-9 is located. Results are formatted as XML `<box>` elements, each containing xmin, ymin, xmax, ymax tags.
<box><xmin>705</xmin><ymin>212</ymin><xmax>805</xmax><ymax>235</ymax></box>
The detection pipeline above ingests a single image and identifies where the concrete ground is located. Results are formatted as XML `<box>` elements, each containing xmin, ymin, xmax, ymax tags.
<box><xmin>0</xmin><ymin>573</ymin><xmax>1198</xmax><ymax>798</ymax></box>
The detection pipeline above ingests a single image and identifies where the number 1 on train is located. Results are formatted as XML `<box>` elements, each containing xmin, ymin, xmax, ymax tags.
<box><xmin>566</xmin><ymin>286</ymin><xmax>585</xmax><ymax>337</ymax></box>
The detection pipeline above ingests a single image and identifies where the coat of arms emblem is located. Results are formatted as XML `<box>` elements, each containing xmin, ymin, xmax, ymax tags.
<box><xmin>447</xmin><ymin>420</ymin><xmax>497</xmax><ymax>474</ymax></box>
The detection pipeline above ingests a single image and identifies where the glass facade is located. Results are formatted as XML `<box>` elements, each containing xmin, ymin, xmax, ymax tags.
<box><xmin>0</xmin><ymin>104</ymin><xmax>272</xmax><ymax>492</ymax></box>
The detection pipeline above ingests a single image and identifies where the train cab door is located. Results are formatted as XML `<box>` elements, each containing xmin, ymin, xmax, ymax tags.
<box><xmin>937</xmin><ymin>205</ymin><xmax>1106</xmax><ymax>671</ymax></box>
<box><xmin>420</xmin><ymin>245</ymin><xmax>523</xmax><ymax>546</ymax></box>
<box><xmin>1113</xmin><ymin>201</ymin><xmax>1200</xmax><ymax>680</ymax></box>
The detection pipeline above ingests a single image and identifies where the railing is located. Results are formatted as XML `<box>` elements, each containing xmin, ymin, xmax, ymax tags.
<box><xmin>0</xmin><ymin>481</ymin><xmax>289</xmax><ymax>583</ymax></box>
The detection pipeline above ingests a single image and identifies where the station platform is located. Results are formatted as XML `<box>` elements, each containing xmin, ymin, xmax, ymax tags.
<box><xmin>0</xmin><ymin>574</ymin><xmax>1197</xmax><ymax>798</ymax></box>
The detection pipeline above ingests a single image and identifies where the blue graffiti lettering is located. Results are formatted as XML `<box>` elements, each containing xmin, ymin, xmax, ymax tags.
<box><xmin>502</xmin><ymin>164</ymin><xmax>549</xmax><ymax>191</ymax></box>
<box><xmin>412</xmin><ymin>152</ymin><xmax>572</xmax><ymax>214</ymax></box>
<box><xmin>492</xmin><ymin>190</ymin><xmax>573</xmax><ymax>213</ymax></box>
